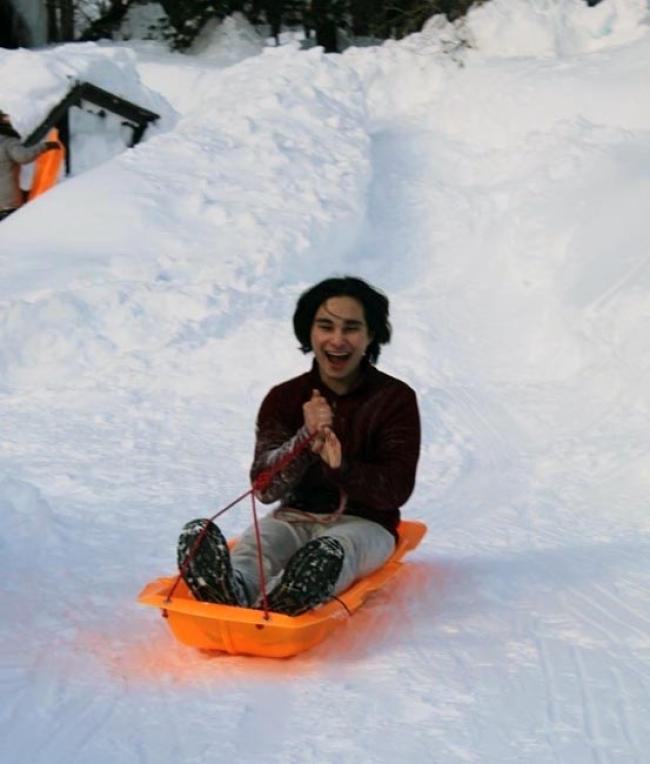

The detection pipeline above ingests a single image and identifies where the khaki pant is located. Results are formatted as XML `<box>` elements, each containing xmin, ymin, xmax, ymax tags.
<box><xmin>231</xmin><ymin>511</ymin><xmax>396</xmax><ymax>605</ymax></box>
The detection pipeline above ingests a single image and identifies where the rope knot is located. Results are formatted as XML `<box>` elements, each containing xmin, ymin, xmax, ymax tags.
<box><xmin>252</xmin><ymin>469</ymin><xmax>272</xmax><ymax>493</ymax></box>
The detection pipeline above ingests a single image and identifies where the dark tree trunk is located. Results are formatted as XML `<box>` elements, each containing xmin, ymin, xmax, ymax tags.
<box><xmin>46</xmin><ymin>0</ymin><xmax>60</xmax><ymax>41</ymax></box>
<box><xmin>44</xmin><ymin>0</ymin><xmax>75</xmax><ymax>42</ymax></box>
<box><xmin>309</xmin><ymin>0</ymin><xmax>338</xmax><ymax>52</ymax></box>
<box><xmin>59</xmin><ymin>0</ymin><xmax>75</xmax><ymax>40</ymax></box>
<box><xmin>0</xmin><ymin>0</ymin><xmax>31</xmax><ymax>47</ymax></box>
<box><xmin>266</xmin><ymin>0</ymin><xmax>284</xmax><ymax>41</ymax></box>
<box><xmin>349</xmin><ymin>0</ymin><xmax>377</xmax><ymax>37</ymax></box>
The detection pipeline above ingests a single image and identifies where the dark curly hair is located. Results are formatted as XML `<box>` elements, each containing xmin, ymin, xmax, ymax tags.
<box><xmin>0</xmin><ymin>111</ymin><xmax>19</xmax><ymax>138</ymax></box>
<box><xmin>293</xmin><ymin>276</ymin><xmax>391</xmax><ymax>364</ymax></box>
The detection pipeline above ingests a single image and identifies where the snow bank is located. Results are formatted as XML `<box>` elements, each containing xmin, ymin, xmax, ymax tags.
<box><xmin>463</xmin><ymin>0</ymin><xmax>650</xmax><ymax>56</ymax></box>
<box><xmin>0</xmin><ymin>43</ymin><xmax>172</xmax><ymax>137</ymax></box>
<box><xmin>0</xmin><ymin>43</ymin><xmax>371</xmax><ymax>395</ymax></box>
<box><xmin>0</xmin><ymin>477</ymin><xmax>61</xmax><ymax>554</ymax></box>
<box><xmin>190</xmin><ymin>12</ymin><xmax>266</xmax><ymax>65</ymax></box>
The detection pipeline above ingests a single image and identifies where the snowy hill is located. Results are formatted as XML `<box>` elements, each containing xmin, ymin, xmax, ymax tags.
<box><xmin>1</xmin><ymin>1</ymin><xmax>649</xmax><ymax>762</ymax></box>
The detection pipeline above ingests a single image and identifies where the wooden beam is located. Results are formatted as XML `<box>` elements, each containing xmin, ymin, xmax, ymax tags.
<box><xmin>78</xmin><ymin>82</ymin><xmax>159</xmax><ymax>125</ymax></box>
<box><xmin>24</xmin><ymin>81</ymin><xmax>159</xmax><ymax>147</ymax></box>
<box><xmin>24</xmin><ymin>83</ymin><xmax>84</xmax><ymax>145</ymax></box>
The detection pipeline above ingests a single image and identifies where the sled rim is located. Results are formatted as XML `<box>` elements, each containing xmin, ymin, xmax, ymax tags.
<box><xmin>138</xmin><ymin>519</ymin><xmax>427</xmax><ymax>657</ymax></box>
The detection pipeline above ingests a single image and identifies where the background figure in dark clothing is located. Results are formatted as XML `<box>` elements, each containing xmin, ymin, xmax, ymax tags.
<box><xmin>0</xmin><ymin>109</ymin><xmax>59</xmax><ymax>221</ymax></box>
<box><xmin>178</xmin><ymin>276</ymin><xmax>421</xmax><ymax>615</ymax></box>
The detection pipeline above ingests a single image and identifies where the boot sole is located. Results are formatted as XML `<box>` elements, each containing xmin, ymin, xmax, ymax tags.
<box><xmin>266</xmin><ymin>536</ymin><xmax>344</xmax><ymax>616</ymax></box>
<box><xmin>177</xmin><ymin>519</ymin><xmax>241</xmax><ymax>606</ymax></box>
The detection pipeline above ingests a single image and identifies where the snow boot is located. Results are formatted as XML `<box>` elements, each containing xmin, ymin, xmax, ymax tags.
<box><xmin>177</xmin><ymin>519</ymin><xmax>249</xmax><ymax>606</ymax></box>
<box><xmin>265</xmin><ymin>536</ymin><xmax>345</xmax><ymax>616</ymax></box>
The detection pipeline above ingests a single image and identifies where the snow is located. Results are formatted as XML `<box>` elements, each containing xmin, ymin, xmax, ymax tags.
<box><xmin>461</xmin><ymin>0</ymin><xmax>650</xmax><ymax>56</ymax></box>
<box><xmin>1</xmin><ymin>1</ymin><xmax>650</xmax><ymax>761</ymax></box>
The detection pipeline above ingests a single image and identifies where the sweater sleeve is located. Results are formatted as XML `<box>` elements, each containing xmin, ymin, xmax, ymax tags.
<box><xmin>6</xmin><ymin>139</ymin><xmax>47</xmax><ymax>164</ymax></box>
<box><xmin>324</xmin><ymin>386</ymin><xmax>420</xmax><ymax>512</ymax></box>
<box><xmin>249</xmin><ymin>385</ymin><xmax>317</xmax><ymax>503</ymax></box>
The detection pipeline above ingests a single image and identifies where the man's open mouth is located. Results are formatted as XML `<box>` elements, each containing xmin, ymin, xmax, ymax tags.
<box><xmin>325</xmin><ymin>351</ymin><xmax>351</xmax><ymax>365</ymax></box>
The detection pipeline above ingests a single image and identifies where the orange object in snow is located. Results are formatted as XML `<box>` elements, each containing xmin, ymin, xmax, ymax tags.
<box><xmin>138</xmin><ymin>519</ymin><xmax>427</xmax><ymax>658</ymax></box>
<box><xmin>28</xmin><ymin>128</ymin><xmax>65</xmax><ymax>201</ymax></box>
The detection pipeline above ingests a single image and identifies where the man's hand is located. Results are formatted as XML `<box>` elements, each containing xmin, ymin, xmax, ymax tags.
<box><xmin>302</xmin><ymin>391</ymin><xmax>341</xmax><ymax>468</ymax></box>
<box><xmin>303</xmin><ymin>389</ymin><xmax>333</xmax><ymax>437</ymax></box>
<box><xmin>319</xmin><ymin>427</ymin><xmax>342</xmax><ymax>469</ymax></box>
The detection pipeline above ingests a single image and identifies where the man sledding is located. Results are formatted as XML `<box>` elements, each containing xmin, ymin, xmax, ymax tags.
<box><xmin>177</xmin><ymin>276</ymin><xmax>421</xmax><ymax>616</ymax></box>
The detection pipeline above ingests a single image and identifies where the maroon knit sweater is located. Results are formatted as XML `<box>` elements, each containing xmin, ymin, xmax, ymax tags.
<box><xmin>250</xmin><ymin>361</ymin><xmax>420</xmax><ymax>538</ymax></box>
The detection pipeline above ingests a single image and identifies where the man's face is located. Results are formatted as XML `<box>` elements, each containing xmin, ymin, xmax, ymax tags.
<box><xmin>310</xmin><ymin>296</ymin><xmax>373</xmax><ymax>393</ymax></box>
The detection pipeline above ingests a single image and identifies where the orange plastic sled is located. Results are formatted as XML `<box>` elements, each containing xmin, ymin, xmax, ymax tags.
<box><xmin>138</xmin><ymin>519</ymin><xmax>427</xmax><ymax>658</ymax></box>
<box><xmin>28</xmin><ymin>128</ymin><xmax>65</xmax><ymax>201</ymax></box>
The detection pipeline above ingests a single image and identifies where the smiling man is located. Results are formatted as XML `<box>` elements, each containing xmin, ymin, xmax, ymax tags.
<box><xmin>178</xmin><ymin>276</ymin><xmax>421</xmax><ymax>615</ymax></box>
<box><xmin>310</xmin><ymin>295</ymin><xmax>370</xmax><ymax>394</ymax></box>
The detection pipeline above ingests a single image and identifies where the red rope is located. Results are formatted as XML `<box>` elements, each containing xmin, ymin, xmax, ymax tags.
<box><xmin>165</xmin><ymin>429</ymin><xmax>317</xmax><ymax>607</ymax></box>
<box><xmin>250</xmin><ymin>429</ymin><xmax>317</xmax><ymax>494</ymax></box>
<box><xmin>165</xmin><ymin>486</ymin><xmax>254</xmax><ymax>602</ymax></box>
